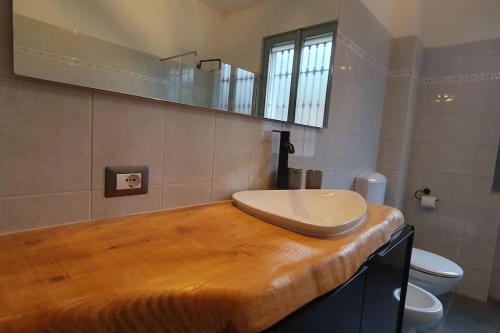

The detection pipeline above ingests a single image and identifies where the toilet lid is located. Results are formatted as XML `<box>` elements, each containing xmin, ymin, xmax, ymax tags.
<box><xmin>410</xmin><ymin>248</ymin><xmax>463</xmax><ymax>278</ymax></box>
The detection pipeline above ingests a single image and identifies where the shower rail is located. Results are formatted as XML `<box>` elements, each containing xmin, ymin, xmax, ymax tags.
<box><xmin>160</xmin><ymin>50</ymin><xmax>198</xmax><ymax>61</ymax></box>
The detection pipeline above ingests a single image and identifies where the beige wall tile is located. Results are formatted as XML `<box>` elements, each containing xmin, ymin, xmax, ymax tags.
<box><xmin>0</xmin><ymin>191</ymin><xmax>90</xmax><ymax>234</ymax></box>
<box><xmin>329</xmin><ymin>77</ymin><xmax>358</xmax><ymax>133</ymax></box>
<box><xmin>212</xmin><ymin>114</ymin><xmax>253</xmax><ymax>181</ymax></box>
<box><xmin>466</xmin><ymin>176</ymin><xmax>500</xmax><ymax>209</ymax></box>
<box><xmin>473</xmin><ymin>145</ymin><xmax>498</xmax><ymax>177</ymax></box>
<box><xmin>460</xmin><ymin>237</ymin><xmax>496</xmax><ymax>272</ymax></box>
<box><xmin>479</xmin><ymin>112</ymin><xmax>500</xmax><ymax>146</ymax></box>
<box><xmin>351</xmin><ymin>100</ymin><xmax>384</xmax><ymax>138</ymax></box>
<box><xmin>354</xmin><ymin>135</ymin><xmax>380</xmax><ymax>172</ymax></box>
<box><xmin>417</xmin><ymin>144</ymin><xmax>498</xmax><ymax>177</ymax></box>
<box><xmin>439</xmin><ymin>112</ymin><xmax>482</xmax><ymax>145</ymax></box>
<box><xmin>286</xmin><ymin>124</ymin><xmax>305</xmax><ymax>170</ymax></box>
<box><xmin>162</xmin><ymin>182</ymin><xmax>211</xmax><ymax>209</ymax></box>
<box><xmin>439</xmin><ymin>174</ymin><xmax>482</xmax><ymax>206</ymax></box>
<box><xmin>383</xmin><ymin>78</ymin><xmax>411</xmax><ymax>114</ymax></box>
<box><xmin>322</xmin><ymin>171</ymin><xmax>357</xmax><ymax>190</ymax></box>
<box><xmin>249</xmin><ymin>121</ymin><xmax>281</xmax><ymax>190</ymax></box>
<box><xmin>211</xmin><ymin>179</ymin><xmax>248</xmax><ymax>201</ymax></box>
<box><xmin>378</xmin><ymin>139</ymin><xmax>404</xmax><ymax>170</ymax></box>
<box><xmin>164</xmin><ymin>105</ymin><xmax>215</xmax><ymax>184</ymax></box>
<box><xmin>380</xmin><ymin>104</ymin><xmax>409</xmax><ymax>141</ymax></box>
<box><xmin>378</xmin><ymin>168</ymin><xmax>399</xmax><ymax>202</ymax></box>
<box><xmin>434</xmin><ymin>202</ymin><xmax>468</xmax><ymax>236</ymax></box>
<box><xmin>465</xmin><ymin>207</ymin><xmax>500</xmax><ymax>242</ymax></box>
<box><xmin>91</xmin><ymin>185</ymin><xmax>162</xmax><ymax>220</ymax></box>
<box><xmin>412</xmin><ymin>113</ymin><xmax>442</xmax><ymax>143</ymax></box>
<box><xmin>458</xmin><ymin>266</ymin><xmax>490</xmax><ymax>301</ymax></box>
<box><xmin>92</xmin><ymin>92</ymin><xmax>164</xmax><ymax>189</ymax></box>
<box><xmin>403</xmin><ymin>199</ymin><xmax>438</xmax><ymax>227</ymax></box>
<box><xmin>437</xmin><ymin>144</ymin><xmax>475</xmax><ymax>175</ymax></box>
<box><xmin>405</xmin><ymin>170</ymin><xmax>444</xmax><ymax>199</ymax></box>
<box><xmin>0</xmin><ymin>77</ymin><xmax>91</xmax><ymax>196</ymax></box>
<box><xmin>303</xmin><ymin>129</ymin><xmax>338</xmax><ymax>173</ymax></box>
<box><xmin>413</xmin><ymin>225</ymin><xmax>463</xmax><ymax>263</ymax></box>
<box><xmin>249</xmin><ymin>177</ymin><xmax>277</xmax><ymax>190</ymax></box>
<box><xmin>409</xmin><ymin>142</ymin><xmax>443</xmax><ymax>172</ymax></box>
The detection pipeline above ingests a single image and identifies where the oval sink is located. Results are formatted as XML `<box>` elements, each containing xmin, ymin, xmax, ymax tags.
<box><xmin>232</xmin><ymin>189</ymin><xmax>367</xmax><ymax>237</ymax></box>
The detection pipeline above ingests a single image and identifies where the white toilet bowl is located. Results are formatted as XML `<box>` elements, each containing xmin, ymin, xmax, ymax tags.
<box><xmin>409</xmin><ymin>248</ymin><xmax>463</xmax><ymax>296</ymax></box>
<box><xmin>394</xmin><ymin>282</ymin><xmax>443</xmax><ymax>333</ymax></box>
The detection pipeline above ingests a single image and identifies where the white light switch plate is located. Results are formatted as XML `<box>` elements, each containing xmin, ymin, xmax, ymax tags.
<box><xmin>116</xmin><ymin>173</ymin><xmax>142</xmax><ymax>190</ymax></box>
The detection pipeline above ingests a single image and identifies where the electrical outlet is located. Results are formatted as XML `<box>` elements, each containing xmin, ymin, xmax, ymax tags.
<box><xmin>105</xmin><ymin>166</ymin><xmax>149</xmax><ymax>197</ymax></box>
<box><xmin>116</xmin><ymin>173</ymin><xmax>142</xmax><ymax>190</ymax></box>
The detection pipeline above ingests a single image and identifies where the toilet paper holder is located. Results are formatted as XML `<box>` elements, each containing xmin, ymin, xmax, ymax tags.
<box><xmin>414</xmin><ymin>188</ymin><xmax>439</xmax><ymax>202</ymax></box>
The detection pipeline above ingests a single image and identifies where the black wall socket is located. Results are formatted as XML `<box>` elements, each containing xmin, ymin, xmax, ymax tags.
<box><xmin>105</xmin><ymin>166</ymin><xmax>149</xmax><ymax>198</ymax></box>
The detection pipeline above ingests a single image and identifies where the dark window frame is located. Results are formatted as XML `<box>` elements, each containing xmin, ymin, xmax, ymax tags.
<box><xmin>493</xmin><ymin>143</ymin><xmax>500</xmax><ymax>193</ymax></box>
<box><xmin>257</xmin><ymin>21</ymin><xmax>338</xmax><ymax>128</ymax></box>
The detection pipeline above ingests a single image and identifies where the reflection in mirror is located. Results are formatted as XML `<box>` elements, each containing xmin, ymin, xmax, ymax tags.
<box><xmin>12</xmin><ymin>0</ymin><xmax>339</xmax><ymax>128</ymax></box>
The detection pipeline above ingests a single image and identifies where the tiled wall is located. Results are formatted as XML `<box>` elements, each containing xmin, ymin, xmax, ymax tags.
<box><xmin>377</xmin><ymin>36</ymin><xmax>423</xmax><ymax>209</ymax></box>
<box><xmin>0</xmin><ymin>0</ymin><xmax>392</xmax><ymax>234</ymax></box>
<box><xmin>403</xmin><ymin>38</ymin><xmax>500</xmax><ymax>301</ymax></box>
<box><xmin>310</xmin><ymin>0</ymin><xmax>391</xmax><ymax>189</ymax></box>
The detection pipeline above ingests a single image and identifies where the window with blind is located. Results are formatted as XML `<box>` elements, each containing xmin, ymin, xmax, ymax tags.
<box><xmin>260</xmin><ymin>22</ymin><xmax>337</xmax><ymax>128</ymax></box>
<box><xmin>233</xmin><ymin>68</ymin><xmax>255</xmax><ymax>115</ymax></box>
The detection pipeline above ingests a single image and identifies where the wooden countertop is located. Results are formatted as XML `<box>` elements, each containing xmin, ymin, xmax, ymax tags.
<box><xmin>0</xmin><ymin>201</ymin><xmax>404</xmax><ymax>333</ymax></box>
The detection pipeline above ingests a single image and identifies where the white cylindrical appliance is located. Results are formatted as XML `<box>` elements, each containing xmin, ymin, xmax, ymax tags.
<box><xmin>354</xmin><ymin>171</ymin><xmax>387</xmax><ymax>204</ymax></box>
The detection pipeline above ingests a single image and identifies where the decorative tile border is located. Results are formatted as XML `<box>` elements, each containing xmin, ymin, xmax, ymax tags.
<box><xmin>388</xmin><ymin>68</ymin><xmax>419</xmax><ymax>81</ymax></box>
<box><xmin>387</xmin><ymin>68</ymin><xmax>500</xmax><ymax>85</ymax></box>
<box><xmin>337</xmin><ymin>30</ymin><xmax>389</xmax><ymax>75</ymax></box>
<box><xmin>15</xmin><ymin>44</ymin><xmax>179</xmax><ymax>87</ymax></box>
<box><xmin>420</xmin><ymin>72</ymin><xmax>500</xmax><ymax>85</ymax></box>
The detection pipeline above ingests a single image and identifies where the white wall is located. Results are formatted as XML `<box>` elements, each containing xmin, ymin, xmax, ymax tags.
<box><xmin>14</xmin><ymin>0</ymin><xmax>224</xmax><ymax>59</ymax></box>
<box><xmin>216</xmin><ymin>0</ymin><xmax>340</xmax><ymax>72</ymax></box>
<box><xmin>360</xmin><ymin>0</ymin><xmax>421</xmax><ymax>40</ymax></box>
<box><xmin>361</xmin><ymin>0</ymin><xmax>500</xmax><ymax>48</ymax></box>
<box><xmin>419</xmin><ymin>0</ymin><xmax>500</xmax><ymax>47</ymax></box>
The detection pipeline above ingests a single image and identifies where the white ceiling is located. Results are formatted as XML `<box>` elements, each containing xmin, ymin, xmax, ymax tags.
<box><xmin>199</xmin><ymin>0</ymin><xmax>271</xmax><ymax>14</ymax></box>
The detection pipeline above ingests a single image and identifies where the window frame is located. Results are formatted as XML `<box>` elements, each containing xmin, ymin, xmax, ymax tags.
<box><xmin>493</xmin><ymin>143</ymin><xmax>500</xmax><ymax>193</ymax></box>
<box><xmin>258</xmin><ymin>21</ymin><xmax>338</xmax><ymax>128</ymax></box>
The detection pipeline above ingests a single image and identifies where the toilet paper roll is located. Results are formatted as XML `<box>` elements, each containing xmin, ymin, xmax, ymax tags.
<box><xmin>421</xmin><ymin>195</ymin><xmax>437</xmax><ymax>209</ymax></box>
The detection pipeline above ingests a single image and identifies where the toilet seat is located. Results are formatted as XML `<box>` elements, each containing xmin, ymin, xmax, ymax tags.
<box><xmin>410</xmin><ymin>248</ymin><xmax>463</xmax><ymax>278</ymax></box>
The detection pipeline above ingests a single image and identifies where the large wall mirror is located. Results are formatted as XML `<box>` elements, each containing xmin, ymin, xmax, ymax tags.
<box><xmin>12</xmin><ymin>0</ymin><xmax>340</xmax><ymax>128</ymax></box>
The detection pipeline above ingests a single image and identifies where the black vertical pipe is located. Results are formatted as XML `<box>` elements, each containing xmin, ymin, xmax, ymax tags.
<box><xmin>277</xmin><ymin>131</ymin><xmax>290</xmax><ymax>189</ymax></box>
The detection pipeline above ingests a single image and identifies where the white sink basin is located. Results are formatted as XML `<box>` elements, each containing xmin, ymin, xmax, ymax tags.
<box><xmin>232</xmin><ymin>190</ymin><xmax>367</xmax><ymax>237</ymax></box>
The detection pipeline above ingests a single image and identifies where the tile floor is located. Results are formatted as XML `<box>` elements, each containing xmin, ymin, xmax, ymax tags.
<box><xmin>431</xmin><ymin>293</ymin><xmax>500</xmax><ymax>332</ymax></box>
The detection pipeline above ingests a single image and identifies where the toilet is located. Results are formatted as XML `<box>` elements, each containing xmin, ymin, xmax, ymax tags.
<box><xmin>394</xmin><ymin>282</ymin><xmax>443</xmax><ymax>333</ymax></box>
<box><xmin>354</xmin><ymin>172</ymin><xmax>464</xmax><ymax>297</ymax></box>
<box><xmin>354</xmin><ymin>172</ymin><xmax>464</xmax><ymax>331</ymax></box>
<box><xmin>409</xmin><ymin>248</ymin><xmax>464</xmax><ymax>296</ymax></box>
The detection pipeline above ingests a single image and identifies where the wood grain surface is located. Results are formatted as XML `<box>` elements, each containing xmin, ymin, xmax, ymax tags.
<box><xmin>0</xmin><ymin>201</ymin><xmax>404</xmax><ymax>333</ymax></box>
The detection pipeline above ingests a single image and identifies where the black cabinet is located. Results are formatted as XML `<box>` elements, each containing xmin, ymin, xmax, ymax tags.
<box><xmin>270</xmin><ymin>267</ymin><xmax>367</xmax><ymax>333</ymax></box>
<box><xmin>266</xmin><ymin>225</ymin><xmax>414</xmax><ymax>333</ymax></box>
<box><xmin>360</xmin><ymin>226</ymin><xmax>414</xmax><ymax>333</ymax></box>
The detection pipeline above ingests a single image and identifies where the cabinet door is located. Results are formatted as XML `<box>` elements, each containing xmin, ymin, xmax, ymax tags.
<box><xmin>360</xmin><ymin>226</ymin><xmax>414</xmax><ymax>333</ymax></box>
<box><xmin>269</xmin><ymin>267</ymin><xmax>367</xmax><ymax>333</ymax></box>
